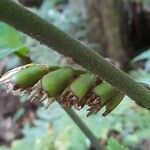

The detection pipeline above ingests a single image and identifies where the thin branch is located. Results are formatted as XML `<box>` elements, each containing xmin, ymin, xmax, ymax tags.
<box><xmin>65</xmin><ymin>108</ymin><xmax>104</xmax><ymax>150</ymax></box>
<box><xmin>0</xmin><ymin>0</ymin><xmax>150</xmax><ymax>110</ymax></box>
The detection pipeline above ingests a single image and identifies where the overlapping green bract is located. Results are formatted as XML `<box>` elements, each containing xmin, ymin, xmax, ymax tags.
<box><xmin>0</xmin><ymin>64</ymin><xmax>125</xmax><ymax>116</ymax></box>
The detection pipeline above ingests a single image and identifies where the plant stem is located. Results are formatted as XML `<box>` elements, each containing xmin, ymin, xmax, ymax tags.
<box><xmin>0</xmin><ymin>0</ymin><xmax>150</xmax><ymax>110</ymax></box>
<box><xmin>65</xmin><ymin>108</ymin><xmax>104</xmax><ymax>150</ymax></box>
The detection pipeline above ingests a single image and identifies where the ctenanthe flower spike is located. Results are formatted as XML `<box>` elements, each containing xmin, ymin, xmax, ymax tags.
<box><xmin>41</xmin><ymin>67</ymin><xmax>85</xmax><ymax>99</ymax></box>
<box><xmin>102</xmin><ymin>92</ymin><xmax>125</xmax><ymax>116</ymax></box>
<box><xmin>11</xmin><ymin>64</ymin><xmax>59</xmax><ymax>89</ymax></box>
<box><xmin>60</xmin><ymin>73</ymin><xmax>97</xmax><ymax>109</ymax></box>
<box><xmin>94</xmin><ymin>82</ymin><xmax>118</xmax><ymax>104</ymax></box>
<box><xmin>0</xmin><ymin>64</ymin><xmax>33</xmax><ymax>93</ymax></box>
<box><xmin>0</xmin><ymin>64</ymin><xmax>59</xmax><ymax>95</ymax></box>
<box><xmin>0</xmin><ymin>63</ymin><xmax>126</xmax><ymax>117</ymax></box>
<box><xmin>87</xmin><ymin>82</ymin><xmax>118</xmax><ymax>116</ymax></box>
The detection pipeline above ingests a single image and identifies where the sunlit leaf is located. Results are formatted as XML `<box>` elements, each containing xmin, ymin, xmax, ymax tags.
<box><xmin>0</xmin><ymin>22</ymin><xmax>22</xmax><ymax>48</ymax></box>
<box><xmin>107</xmin><ymin>139</ymin><xmax>128</xmax><ymax>150</ymax></box>
<box><xmin>0</xmin><ymin>47</ymin><xmax>29</xmax><ymax>60</ymax></box>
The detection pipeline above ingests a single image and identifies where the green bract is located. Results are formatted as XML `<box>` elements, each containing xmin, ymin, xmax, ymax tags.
<box><xmin>11</xmin><ymin>64</ymin><xmax>59</xmax><ymax>89</ymax></box>
<box><xmin>103</xmin><ymin>92</ymin><xmax>125</xmax><ymax>116</ymax></box>
<box><xmin>42</xmin><ymin>67</ymin><xmax>79</xmax><ymax>97</ymax></box>
<box><xmin>94</xmin><ymin>82</ymin><xmax>118</xmax><ymax>104</ymax></box>
<box><xmin>70</xmin><ymin>73</ymin><xmax>97</xmax><ymax>100</ymax></box>
<box><xmin>60</xmin><ymin>73</ymin><xmax>97</xmax><ymax>109</ymax></box>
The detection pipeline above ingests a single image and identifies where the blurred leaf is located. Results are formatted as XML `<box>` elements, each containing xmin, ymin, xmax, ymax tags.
<box><xmin>13</xmin><ymin>108</ymin><xmax>25</xmax><ymax>122</ymax></box>
<box><xmin>0</xmin><ymin>47</ymin><xmax>29</xmax><ymax>60</ymax></box>
<box><xmin>107</xmin><ymin>139</ymin><xmax>128</xmax><ymax>150</ymax></box>
<box><xmin>15</xmin><ymin>47</ymin><xmax>29</xmax><ymax>57</ymax></box>
<box><xmin>11</xmin><ymin>139</ymin><xmax>35</xmax><ymax>150</ymax></box>
<box><xmin>30</xmin><ymin>46</ymin><xmax>60</xmax><ymax>64</ymax></box>
<box><xmin>132</xmin><ymin>49</ymin><xmax>150</xmax><ymax>63</ymax></box>
<box><xmin>0</xmin><ymin>22</ymin><xmax>22</xmax><ymax>48</ymax></box>
<box><xmin>130</xmin><ymin>69</ymin><xmax>150</xmax><ymax>84</ymax></box>
<box><xmin>59</xmin><ymin>126</ymin><xmax>86</xmax><ymax>150</ymax></box>
<box><xmin>0</xmin><ymin>147</ymin><xmax>8</xmax><ymax>150</ymax></box>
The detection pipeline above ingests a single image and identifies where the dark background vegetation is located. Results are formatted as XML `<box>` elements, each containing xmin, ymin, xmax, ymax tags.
<box><xmin>0</xmin><ymin>0</ymin><xmax>150</xmax><ymax>149</ymax></box>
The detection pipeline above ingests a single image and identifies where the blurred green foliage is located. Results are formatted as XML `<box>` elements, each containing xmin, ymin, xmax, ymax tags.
<box><xmin>107</xmin><ymin>139</ymin><xmax>128</xmax><ymax>150</ymax></box>
<box><xmin>0</xmin><ymin>0</ymin><xmax>150</xmax><ymax>150</ymax></box>
<box><xmin>132</xmin><ymin>49</ymin><xmax>150</xmax><ymax>63</ymax></box>
<box><xmin>0</xmin><ymin>22</ymin><xmax>23</xmax><ymax>48</ymax></box>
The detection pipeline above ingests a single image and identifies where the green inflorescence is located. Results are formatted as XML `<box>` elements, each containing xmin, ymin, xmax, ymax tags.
<box><xmin>0</xmin><ymin>64</ymin><xmax>125</xmax><ymax>116</ymax></box>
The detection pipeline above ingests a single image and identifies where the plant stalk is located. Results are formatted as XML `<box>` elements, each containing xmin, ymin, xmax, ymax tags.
<box><xmin>65</xmin><ymin>108</ymin><xmax>104</xmax><ymax>150</ymax></box>
<box><xmin>0</xmin><ymin>0</ymin><xmax>150</xmax><ymax>110</ymax></box>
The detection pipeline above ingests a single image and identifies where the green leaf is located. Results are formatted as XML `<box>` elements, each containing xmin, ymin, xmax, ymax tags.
<box><xmin>0</xmin><ymin>47</ymin><xmax>29</xmax><ymax>60</ymax></box>
<box><xmin>107</xmin><ymin>139</ymin><xmax>128</xmax><ymax>150</ymax></box>
<box><xmin>0</xmin><ymin>22</ymin><xmax>29</xmax><ymax>60</ymax></box>
<box><xmin>16</xmin><ymin>47</ymin><xmax>29</xmax><ymax>57</ymax></box>
<box><xmin>0</xmin><ymin>22</ymin><xmax>22</xmax><ymax>48</ymax></box>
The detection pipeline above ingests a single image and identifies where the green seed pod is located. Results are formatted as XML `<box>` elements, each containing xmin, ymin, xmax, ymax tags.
<box><xmin>60</xmin><ymin>73</ymin><xmax>97</xmax><ymax>108</ymax></box>
<box><xmin>11</xmin><ymin>64</ymin><xmax>59</xmax><ymax>89</ymax></box>
<box><xmin>94</xmin><ymin>82</ymin><xmax>118</xmax><ymax>104</ymax></box>
<box><xmin>102</xmin><ymin>92</ymin><xmax>125</xmax><ymax>116</ymax></box>
<box><xmin>41</xmin><ymin>67</ymin><xmax>81</xmax><ymax>98</ymax></box>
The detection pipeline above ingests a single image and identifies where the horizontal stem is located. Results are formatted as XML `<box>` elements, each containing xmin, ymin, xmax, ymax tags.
<box><xmin>0</xmin><ymin>0</ymin><xmax>150</xmax><ymax>110</ymax></box>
